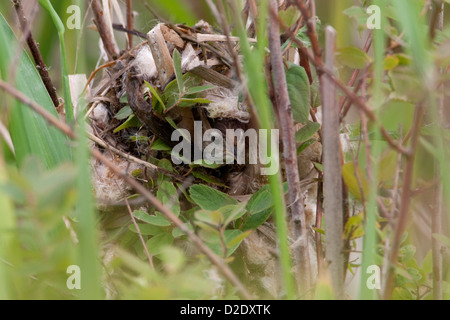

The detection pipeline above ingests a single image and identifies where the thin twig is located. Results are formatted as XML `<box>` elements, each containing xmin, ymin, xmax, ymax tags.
<box><xmin>0</xmin><ymin>78</ymin><xmax>253</xmax><ymax>300</ymax></box>
<box><xmin>268</xmin><ymin>0</ymin><xmax>311</xmax><ymax>295</ymax></box>
<box><xmin>112</xmin><ymin>23</ymin><xmax>147</xmax><ymax>39</ymax></box>
<box><xmin>91</xmin><ymin>0</ymin><xmax>120</xmax><ymax>60</ymax></box>
<box><xmin>382</xmin><ymin>103</ymin><xmax>426</xmax><ymax>299</ymax></box>
<box><xmin>126</xmin><ymin>0</ymin><xmax>133</xmax><ymax>50</ymax></box>
<box><xmin>124</xmin><ymin>197</ymin><xmax>154</xmax><ymax>270</ymax></box>
<box><xmin>12</xmin><ymin>0</ymin><xmax>60</xmax><ymax>108</ymax></box>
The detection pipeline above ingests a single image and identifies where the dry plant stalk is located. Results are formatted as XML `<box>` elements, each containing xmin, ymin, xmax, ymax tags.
<box><xmin>91</xmin><ymin>0</ymin><xmax>119</xmax><ymax>60</ymax></box>
<box><xmin>268</xmin><ymin>0</ymin><xmax>311</xmax><ymax>294</ymax></box>
<box><xmin>13</xmin><ymin>0</ymin><xmax>60</xmax><ymax>108</ymax></box>
<box><xmin>322</xmin><ymin>26</ymin><xmax>344</xmax><ymax>299</ymax></box>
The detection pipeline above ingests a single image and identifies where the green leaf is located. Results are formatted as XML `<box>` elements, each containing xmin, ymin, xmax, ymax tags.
<box><xmin>192</xmin><ymin>171</ymin><xmax>228</xmax><ymax>188</ymax></box>
<box><xmin>344</xmin><ymin>213</ymin><xmax>365</xmax><ymax>240</ymax></box>
<box><xmin>186</xmin><ymin>85</ymin><xmax>216</xmax><ymax>95</ymax></box>
<box><xmin>189</xmin><ymin>184</ymin><xmax>238</xmax><ymax>210</ymax></box>
<box><xmin>151</xmin><ymin>139</ymin><xmax>172</xmax><ymax>151</ymax></box>
<box><xmin>189</xmin><ymin>159</ymin><xmax>222</xmax><ymax>169</ymax></box>
<box><xmin>384</xmin><ymin>55</ymin><xmax>400</xmax><ymax>70</ymax></box>
<box><xmin>173</xmin><ymin>49</ymin><xmax>184</xmax><ymax>93</ymax></box>
<box><xmin>115</xmin><ymin>106</ymin><xmax>133</xmax><ymax>120</ymax></box>
<box><xmin>113</xmin><ymin>115</ymin><xmax>142</xmax><ymax>133</ymax></box>
<box><xmin>157</xmin><ymin>181</ymin><xmax>180</xmax><ymax>216</ymax></box>
<box><xmin>343</xmin><ymin>6</ymin><xmax>370</xmax><ymax>28</ymax></box>
<box><xmin>195</xmin><ymin>221</ymin><xmax>220</xmax><ymax>234</ymax></box>
<box><xmin>133</xmin><ymin>210</ymin><xmax>171</xmax><ymax>227</ymax></box>
<box><xmin>241</xmin><ymin>208</ymin><xmax>272</xmax><ymax>231</ymax></box>
<box><xmin>0</xmin><ymin>13</ymin><xmax>71</xmax><ymax>168</ymax></box>
<box><xmin>295</xmin><ymin>121</ymin><xmax>320</xmax><ymax>143</ymax></box>
<box><xmin>128</xmin><ymin>223</ymin><xmax>167</xmax><ymax>236</ymax></box>
<box><xmin>227</xmin><ymin>230</ymin><xmax>252</xmax><ymax>249</ymax></box>
<box><xmin>286</xmin><ymin>64</ymin><xmax>310</xmax><ymax>124</ymax></box>
<box><xmin>297</xmin><ymin>138</ymin><xmax>317</xmax><ymax>154</ymax></box>
<box><xmin>336</xmin><ymin>46</ymin><xmax>372</xmax><ymax>69</ymax></box>
<box><xmin>203</xmin><ymin>229</ymin><xmax>244</xmax><ymax>257</ymax></box>
<box><xmin>159</xmin><ymin>247</ymin><xmax>185</xmax><ymax>273</ymax></box>
<box><xmin>146</xmin><ymin>233</ymin><xmax>174</xmax><ymax>256</ymax></box>
<box><xmin>432</xmin><ymin>233</ymin><xmax>450</xmax><ymax>248</ymax></box>
<box><xmin>172</xmin><ymin>226</ymin><xmax>193</xmax><ymax>238</ymax></box>
<box><xmin>314</xmin><ymin>162</ymin><xmax>324</xmax><ymax>172</ymax></box>
<box><xmin>398</xmin><ymin>244</ymin><xmax>416</xmax><ymax>263</ymax></box>
<box><xmin>246</xmin><ymin>185</ymin><xmax>273</xmax><ymax>215</ymax></box>
<box><xmin>145</xmin><ymin>81</ymin><xmax>166</xmax><ymax>111</ymax></box>
<box><xmin>342</xmin><ymin>162</ymin><xmax>370</xmax><ymax>201</ymax></box>
<box><xmin>223</xmin><ymin>202</ymin><xmax>248</xmax><ymax>227</ymax></box>
<box><xmin>178</xmin><ymin>98</ymin><xmax>212</xmax><ymax>107</ymax></box>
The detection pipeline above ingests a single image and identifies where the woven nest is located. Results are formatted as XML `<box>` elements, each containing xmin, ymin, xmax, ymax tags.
<box><xmin>87</xmin><ymin>21</ymin><xmax>267</xmax><ymax>205</ymax></box>
<box><xmin>86</xmin><ymin>18</ymin><xmax>320</xmax><ymax>297</ymax></box>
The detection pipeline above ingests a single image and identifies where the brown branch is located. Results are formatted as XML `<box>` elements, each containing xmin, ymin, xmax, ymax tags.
<box><xmin>126</xmin><ymin>0</ymin><xmax>133</xmax><ymax>50</ymax></box>
<box><xmin>0</xmin><ymin>78</ymin><xmax>253</xmax><ymax>300</ymax></box>
<box><xmin>13</xmin><ymin>0</ymin><xmax>60</xmax><ymax>109</ymax></box>
<box><xmin>91</xmin><ymin>0</ymin><xmax>119</xmax><ymax>60</ymax></box>
<box><xmin>382</xmin><ymin>103</ymin><xmax>426</xmax><ymax>299</ymax></box>
<box><xmin>112</xmin><ymin>23</ymin><xmax>146</xmax><ymax>39</ymax></box>
<box><xmin>291</xmin><ymin>0</ymin><xmax>323</xmax><ymax>72</ymax></box>
<box><xmin>268</xmin><ymin>0</ymin><xmax>312</xmax><ymax>294</ymax></box>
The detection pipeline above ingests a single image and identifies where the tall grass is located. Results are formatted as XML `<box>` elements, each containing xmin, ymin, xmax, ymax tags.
<box><xmin>359</xmin><ymin>0</ymin><xmax>386</xmax><ymax>300</ymax></box>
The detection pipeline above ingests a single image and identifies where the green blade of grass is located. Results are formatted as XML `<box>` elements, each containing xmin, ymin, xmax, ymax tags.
<box><xmin>0</xmin><ymin>13</ymin><xmax>71</xmax><ymax>168</ymax></box>
<box><xmin>0</xmin><ymin>150</ymin><xmax>17</xmax><ymax>299</ymax></box>
<box><xmin>359</xmin><ymin>0</ymin><xmax>386</xmax><ymax>300</ymax></box>
<box><xmin>75</xmin><ymin>119</ymin><xmax>103</xmax><ymax>300</ymax></box>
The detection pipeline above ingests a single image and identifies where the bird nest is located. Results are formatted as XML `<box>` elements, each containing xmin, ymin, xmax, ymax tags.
<box><xmin>84</xmin><ymin>18</ymin><xmax>320</xmax><ymax>298</ymax></box>
<box><xmin>87</xmin><ymin>21</ymin><xmax>265</xmax><ymax>206</ymax></box>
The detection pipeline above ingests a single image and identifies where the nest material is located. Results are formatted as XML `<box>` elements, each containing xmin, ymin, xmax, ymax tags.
<box><xmin>89</xmin><ymin>20</ymin><xmax>263</xmax><ymax>203</ymax></box>
<box><xmin>88</xmin><ymin>19</ymin><xmax>319</xmax><ymax>298</ymax></box>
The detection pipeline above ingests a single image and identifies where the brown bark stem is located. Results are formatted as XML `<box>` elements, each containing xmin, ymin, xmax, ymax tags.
<box><xmin>91</xmin><ymin>0</ymin><xmax>119</xmax><ymax>60</ymax></box>
<box><xmin>268</xmin><ymin>0</ymin><xmax>312</xmax><ymax>294</ymax></box>
<box><xmin>382</xmin><ymin>104</ymin><xmax>426</xmax><ymax>299</ymax></box>
<box><xmin>13</xmin><ymin>0</ymin><xmax>60</xmax><ymax>109</ymax></box>
<box><xmin>126</xmin><ymin>0</ymin><xmax>133</xmax><ymax>50</ymax></box>
<box><xmin>322</xmin><ymin>26</ymin><xmax>344</xmax><ymax>299</ymax></box>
